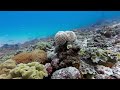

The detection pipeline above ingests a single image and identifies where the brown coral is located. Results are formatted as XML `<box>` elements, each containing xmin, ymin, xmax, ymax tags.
<box><xmin>12</xmin><ymin>52</ymin><xmax>32</xmax><ymax>64</ymax></box>
<box><xmin>102</xmin><ymin>62</ymin><xmax>114</xmax><ymax>68</ymax></box>
<box><xmin>12</xmin><ymin>50</ymin><xmax>47</xmax><ymax>64</ymax></box>
<box><xmin>30</xmin><ymin>49</ymin><xmax>47</xmax><ymax>64</ymax></box>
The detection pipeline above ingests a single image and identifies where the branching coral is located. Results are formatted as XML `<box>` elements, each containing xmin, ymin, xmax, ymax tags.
<box><xmin>8</xmin><ymin>62</ymin><xmax>48</xmax><ymax>79</ymax></box>
<box><xmin>12</xmin><ymin>50</ymin><xmax>47</xmax><ymax>64</ymax></box>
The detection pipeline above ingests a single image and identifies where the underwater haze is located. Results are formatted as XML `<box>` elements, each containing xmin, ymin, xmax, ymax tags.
<box><xmin>0</xmin><ymin>11</ymin><xmax>120</xmax><ymax>46</ymax></box>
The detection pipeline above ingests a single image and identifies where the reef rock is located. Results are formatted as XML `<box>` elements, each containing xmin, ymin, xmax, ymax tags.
<box><xmin>51</xmin><ymin>67</ymin><xmax>81</xmax><ymax>79</ymax></box>
<box><xmin>112</xmin><ymin>61</ymin><xmax>120</xmax><ymax>79</ymax></box>
<box><xmin>79</xmin><ymin>60</ymin><xmax>96</xmax><ymax>79</ymax></box>
<box><xmin>95</xmin><ymin>65</ymin><xmax>113</xmax><ymax>76</ymax></box>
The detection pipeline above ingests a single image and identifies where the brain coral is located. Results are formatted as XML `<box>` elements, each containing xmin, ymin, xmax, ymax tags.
<box><xmin>12</xmin><ymin>50</ymin><xmax>47</xmax><ymax>64</ymax></box>
<box><xmin>54</xmin><ymin>31</ymin><xmax>77</xmax><ymax>46</ymax></box>
<box><xmin>54</xmin><ymin>31</ymin><xmax>68</xmax><ymax>46</ymax></box>
<box><xmin>9</xmin><ymin>62</ymin><xmax>48</xmax><ymax>79</ymax></box>
<box><xmin>65</xmin><ymin>31</ymin><xmax>77</xmax><ymax>42</ymax></box>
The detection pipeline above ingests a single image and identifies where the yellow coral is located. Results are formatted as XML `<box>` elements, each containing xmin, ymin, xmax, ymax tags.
<box><xmin>0</xmin><ymin>59</ymin><xmax>16</xmax><ymax>75</ymax></box>
<box><xmin>9</xmin><ymin>62</ymin><xmax>48</xmax><ymax>79</ymax></box>
<box><xmin>117</xmin><ymin>53</ymin><xmax>120</xmax><ymax>60</ymax></box>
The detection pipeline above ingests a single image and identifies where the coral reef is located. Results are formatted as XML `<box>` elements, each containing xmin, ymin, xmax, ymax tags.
<box><xmin>51</xmin><ymin>67</ymin><xmax>81</xmax><ymax>79</ymax></box>
<box><xmin>8</xmin><ymin>62</ymin><xmax>48</xmax><ymax>79</ymax></box>
<box><xmin>0</xmin><ymin>19</ymin><xmax>120</xmax><ymax>79</ymax></box>
<box><xmin>12</xmin><ymin>49</ymin><xmax>47</xmax><ymax>64</ymax></box>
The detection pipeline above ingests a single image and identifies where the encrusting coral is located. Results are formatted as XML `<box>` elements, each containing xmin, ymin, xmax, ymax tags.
<box><xmin>79</xmin><ymin>48</ymin><xmax>118</xmax><ymax>65</ymax></box>
<box><xmin>7</xmin><ymin>62</ymin><xmax>48</xmax><ymax>79</ymax></box>
<box><xmin>34</xmin><ymin>41</ymin><xmax>52</xmax><ymax>51</ymax></box>
<box><xmin>12</xmin><ymin>49</ymin><xmax>47</xmax><ymax>64</ymax></box>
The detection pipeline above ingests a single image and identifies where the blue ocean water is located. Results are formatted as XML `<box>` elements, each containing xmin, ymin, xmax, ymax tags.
<box><xmin>0</xmin><ymin>11</ymin><xmax>120</xmax><ymax>46</ymax></box>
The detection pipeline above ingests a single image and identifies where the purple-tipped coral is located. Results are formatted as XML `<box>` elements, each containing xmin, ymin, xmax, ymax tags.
<box><xmin>51</xmin><ymin>58</ymin><xmax>60</xmax><ymax>69</ymax></box>
<box><xmin>45</xmin><ymin>63</ymin><xmax>53</xmax><ymax>75</ymax></box>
